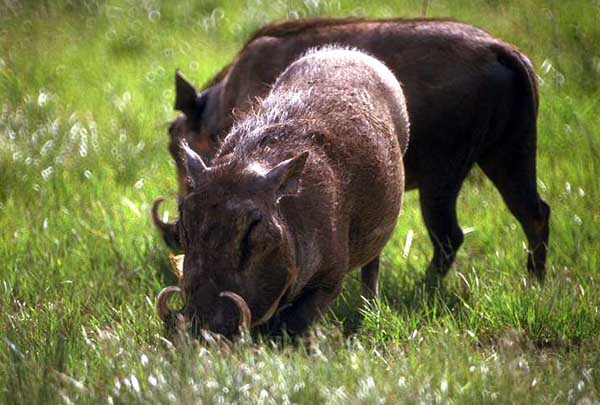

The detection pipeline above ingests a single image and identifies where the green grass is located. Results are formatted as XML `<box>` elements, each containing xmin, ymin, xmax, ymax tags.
<box><xmin>1</xmin><ymin>0</ymin><xmax>599</xmax><ymax>403</ymax></box>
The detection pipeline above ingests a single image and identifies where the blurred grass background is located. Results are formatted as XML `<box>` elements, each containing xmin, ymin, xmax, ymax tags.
<box><xmin>1</xmin><ymin>0</ymin><xmax>599</xmax><ymax>403</ymax></box>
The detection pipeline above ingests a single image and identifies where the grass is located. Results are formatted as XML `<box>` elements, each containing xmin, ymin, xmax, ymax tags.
<box><xmin>1</xmin><ymin>0</ymin><xmax>599</xmax><ymax>403</ymax></box>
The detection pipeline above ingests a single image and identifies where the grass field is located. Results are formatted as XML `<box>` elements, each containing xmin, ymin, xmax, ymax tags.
<box><xmin>1</xmin><ymin>0</ymin><xmax>599</xmax><ymax>403</ymax></box>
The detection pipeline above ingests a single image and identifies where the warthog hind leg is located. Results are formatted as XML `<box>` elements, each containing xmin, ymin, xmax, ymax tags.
<box><xmin>478</xmin><ymin>151</ymin><xmax>550</xmax><ymax>281</ymax></box>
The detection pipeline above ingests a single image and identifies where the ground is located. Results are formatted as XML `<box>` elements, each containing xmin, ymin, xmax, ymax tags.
<box><xmin>1</xmin><ymin>0</ymin><xmax>599</xmax><ymax>403</ymax></box>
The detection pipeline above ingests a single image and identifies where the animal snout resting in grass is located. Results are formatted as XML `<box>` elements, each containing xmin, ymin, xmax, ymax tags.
<box><xmin>156</xmin><ymin>47</ymin><xmax>410</xmax><ymax>338</ymax></box>
<box><xmin>154</xmin><ymin>18</ymin><xmax>550</xmax><ymax>283</ymax></box>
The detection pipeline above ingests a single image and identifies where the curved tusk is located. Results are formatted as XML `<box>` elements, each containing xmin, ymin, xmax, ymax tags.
<box><xmin>252</xmin><ymin>266</ymin><xmax>297</xmax><ymax>327</ymax></box>
<box><xmin>152</xmin><ymin>197</ymin><xmax>181</xmax><ymax>250</ymax></box>
<box><xmin>219</xmin><ymin>291</ymin><xmax>252</xmax><ymax>334</ymax></box>
<box><xmin>157</xmin><ymin>286</ymin><xmax>183</xmax><ymax>322</ymax></box>
<box><xmin>152</xmin><ymin>198</ymin><xmax>171</xmax><ymax>231</ymax></box>
<box><xmin>152</xmin><ymin>197</ymin><xmax>179</xmax><ymax>233</ymax></box>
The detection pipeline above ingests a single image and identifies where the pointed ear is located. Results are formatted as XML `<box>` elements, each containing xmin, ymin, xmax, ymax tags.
<box><xmin>265</xmin><ymin>151</ymin><xmax>309</xmax><ymax>196</ymax></box>
<box><xmin>180</xmin><ymin>140</ymin><xmax>209</xmax><ymax>188</ymax></box>
<box><xmin>175</xmin><ymin>70</ymin><xmax>199</xmax><ymax>117</ymax></box>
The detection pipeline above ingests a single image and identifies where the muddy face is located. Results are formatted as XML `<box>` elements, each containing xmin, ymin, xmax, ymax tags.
<box><xmin>159</xmin><ymin>142</ymin><xmax>307</xmax><ymax>337</ymax></box>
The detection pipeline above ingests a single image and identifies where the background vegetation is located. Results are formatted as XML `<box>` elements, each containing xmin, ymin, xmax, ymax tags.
<box><xmin>1</xmin><ymin>0</ymin><xmax>599</xmax><ymax>403</ymax></box>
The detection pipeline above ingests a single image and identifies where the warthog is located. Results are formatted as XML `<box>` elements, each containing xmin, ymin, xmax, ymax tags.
<box><xmin>157</xmin><ymin>47</ymin><xmax>409</xmax><ymax>337</ymax></box>
<box><xmin>153</xmin><ymin>18</ymin><xmax>550</xmax><ymax>283</ymax></box>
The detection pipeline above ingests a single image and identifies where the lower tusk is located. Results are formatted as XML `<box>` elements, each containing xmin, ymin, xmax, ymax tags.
<box><xmin>252</xmin><ymin>266</ymin><xmax>297</xmax><ymax>327</ymax></box>
<box><xmin>219</xmin><ymin>291</ymin><xmax>252</xmax><ymax>334</ymax></box>
<box><xmin>157</xmin><ymin>286</ymin><xmax>183</xmax><ymax>322</ymax></box>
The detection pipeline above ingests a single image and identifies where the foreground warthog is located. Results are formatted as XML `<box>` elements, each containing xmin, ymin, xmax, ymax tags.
<box><xmin>157</xmin><ymin>47</ymin><xmax>409</xmax><ymax>337</ymax></box>
<box><xmin>153</xmin><ymin>18</ymin><xmax>550</xmax><ymax>282</ymax></box>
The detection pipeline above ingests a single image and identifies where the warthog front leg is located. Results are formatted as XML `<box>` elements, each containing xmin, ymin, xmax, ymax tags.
<box><xmin>260</xmin><ymin>281</ymin><xmax>344</xmax><ymax>337</ymax></box>
<box><xmin>420</xmin><ymin>185</ymin><xmax>464</xmax><ymax>286</ymax></box>
<box><xmin>360</xmin><ymin>256</ymin><xmax>380</xmax><ymax>300</ymax></box>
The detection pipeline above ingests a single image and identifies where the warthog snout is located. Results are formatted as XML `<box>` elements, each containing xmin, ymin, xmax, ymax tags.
<box><xmin>157</xmin><ymin>286</ymin><xmax>252</xmax><ymax>335</ymax></box>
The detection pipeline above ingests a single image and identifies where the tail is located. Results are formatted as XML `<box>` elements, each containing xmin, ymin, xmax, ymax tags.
<box><xmin>490</xmin><ymin>42</ymin><xmax>539</xmax><ymax>118</ymax></box>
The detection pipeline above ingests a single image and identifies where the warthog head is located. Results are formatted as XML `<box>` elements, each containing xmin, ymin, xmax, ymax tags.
<box><xmin>152</xmin><ymin>72</ymin><xmax>229</xmax><ymax>250</ymax></box>
<box><xmin>158</xmin><ymin>141</ymin><xmax>308</xmax><ymax>338</ymax></box>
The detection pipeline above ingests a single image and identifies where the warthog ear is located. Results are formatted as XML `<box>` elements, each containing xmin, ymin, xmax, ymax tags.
<box><xmin>265</xmin><ymin>151</ymin><xmax>309</xmax><ymax>197</ymax></box>
<box><xmin>175</xmin><ymin>70</ymin><xmax>201</xmax><ymax>117</ymax></box>
<box><xmin>181</xmin><ymin>140</ymin><xmax>208</xmax><ymax>188</ymax></box>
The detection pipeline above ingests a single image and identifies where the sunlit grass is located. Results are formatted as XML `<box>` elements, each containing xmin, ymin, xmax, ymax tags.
<box><xmin>1</xmin><ymin>0</ymin><xmax>599</xmax><ymax>403</ymax></box>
